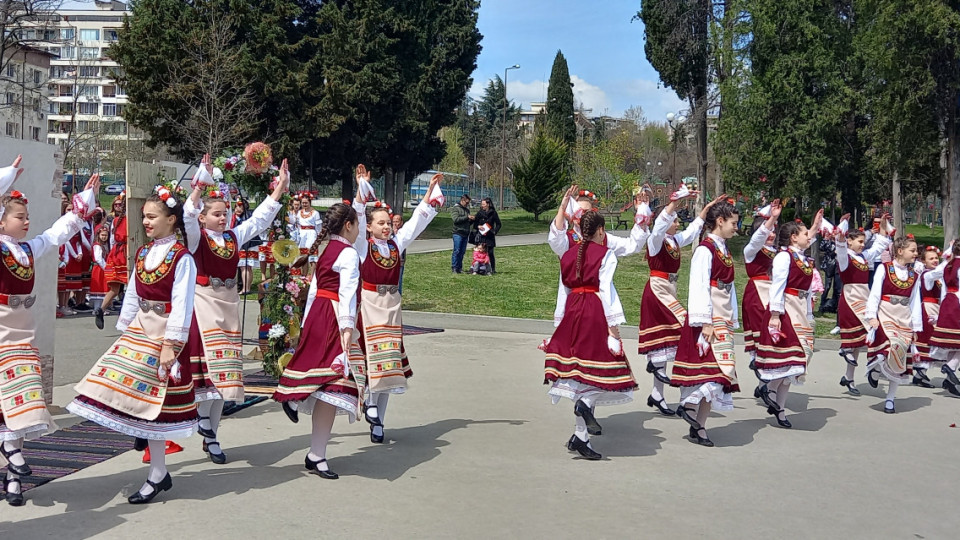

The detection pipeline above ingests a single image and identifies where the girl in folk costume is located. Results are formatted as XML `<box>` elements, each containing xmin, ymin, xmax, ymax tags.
<box><xmin>75</xmin><ymin>213</ymin><xmax>95</xmax><ymax>312</ymax></box>
<box><xmin>833</xmin><ymin>216</ymin><xmax>892</xmax><ymax>395</ymax></box>
<box><xmin>96</xmin><ymin>192</ymin><xmax>129</xmax><ymax>330</ymax></box>
<box><xmin>912</xmin><ymin>245</ymin><xmax>948</xmax><ymax>389</ymax></box>
<box><xmin>864</xmin><ymin>236</ymin><xmax>923</xmax><ymax>413</ymax></box>
<box><xmin>296</xmin><ymin>192</ymin><xmax>322</xmax><ymax>275</ymax></box>
<box><xmin>543</xmin><ymin>210</ymin><xmax>637</xmax><ymax>460</ymax></box>
<box><xmin>273</xmin><ymin>202</ymin><xmax>365</xmax><ymax>480</ymax></box>
<box><xmin>351</xmin><ymin>167</ymin><xmax>443</xmax><ymax>443</ymax></box>
<box><xmin>742</xmin><ymin>200</ymin><xmax>782</xmax><ymax>377</ymax></box>
<box><xmin>671</xmin><ymin>200</ymin><xmax>740</xmax><ymax>447</ymax></box>
<box><xmin>638</xmin><ymin>186</ymin><xmax>724</xmax><ymax>416</ymax></box>
<box><xmin>548</xmin><ymin>186</ymin><xmax>649</xmax><ymax>256</ymax></box>
<box><xmin>183</xmin><ymin>155</ymin><xmax>288</xmax><ymax>464</ymax></box>
<box><xmin>924</xmin><ymin>241</ymin><xmax>960</xmax><ymax>397</ymax></box>
<box><xmin>755</xmin><ymin>211</ymin><xmax>824</xmax><ymax>428</ymax></box>
<box><xmin>231</xmin><ymin>198</ymin><xmax>261</xmax><ymax>295</ymax></box>
<box><xmin>0</xmin><ymin>158</ymin><xmax>98</xmax><ymax>507</ymax></box>
<box><xmin>68</xmin><ymin>185</ymin><xmax>199</xmax><ymax>504</ymax></box>
<box><xmin>62</xmin><ymin>230</ymin><xmax>85</xmax><ymax>307</ymax></box>
<box><xmin>88</xmin><ymin>225</ymin><xmax>110</xmax><ymax>315</ymax></box>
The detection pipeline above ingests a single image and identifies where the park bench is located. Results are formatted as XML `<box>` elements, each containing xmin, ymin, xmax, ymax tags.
<box><xmin>599</xmin><ymin>208</ymin><xmax>629</xmax><ymax>230</ymax></box>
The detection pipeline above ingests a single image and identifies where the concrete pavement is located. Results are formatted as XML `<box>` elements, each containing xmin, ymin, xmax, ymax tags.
<box><xmin>3</xmin><ymin>314</ymin><xmax>959</xmax><ymax>538</ymax></box>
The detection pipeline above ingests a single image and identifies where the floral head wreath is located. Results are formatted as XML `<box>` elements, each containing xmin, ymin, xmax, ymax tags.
<box><xmin>372</xmin><ymin>201</ymin><xmax>393</xmax><ymax>216</ymax></box>
<box><xmin>906</xmin><ymin>233</ymin><xmax>915</xmax><ymax>240</ymax></box>
<box><xmin>9</xmin><ymin>190</ymin><xmax>27</xmax><ymax>204</ymax></box>
<box><xmin>926</xmin><ymin>245</ymin><xmax>942</xmax><ymax>256</ymax></box>
<box><xmin>113</xmin><ymin>191</ymin><xmax>125</xmax><ymax>204</ymax></box>
<box><xmin>205</xmin><ymin>187</ymin><xmax>226</xmax><ymax>200</ymax></box>
<box><xmin>577</xmin><ymin>190</ymin><xmax>598</xmax><ymax>202</ymax></box>
<box><xmin>154</xmin><ymin>185</ymin><xmax>178</xmax><ymax>208</ymax></box>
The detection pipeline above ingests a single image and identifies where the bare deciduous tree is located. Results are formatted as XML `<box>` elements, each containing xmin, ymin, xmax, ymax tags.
<box><xmin>162</xmin><ymin>15</ymin><xmax>261</xmax><ymax>157</ymax></box>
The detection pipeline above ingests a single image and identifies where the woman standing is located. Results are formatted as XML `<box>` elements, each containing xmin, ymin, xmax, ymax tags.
<box><xmin>182</xmin><ymin>155</ymin><xmax>288</xmax><ymax>464</ymax></box>
<box><xmin>637</xmin><ymin>189</ymin><xmax>720</xmax><ymax>416</ymax></box>
<box><xmin>297</xmin><ymin>192</ymin><xmax>323</xmax><ymax>276</ymax></box>
<box><xmin>543</xmin><ymin>210</ymin><xmax>637</xmax><ymax>460</ymax></box>
<box><xmin>0</xmin><ymin>159</ymin><xmax>97</xmax><ymax>507</ymax></box>
<box><xmin>68</xmin><ymin>184</ymin><xmax>197</xmax><ymax>504</ymax></box>
<box><xmin>742</xmin><ymin>201</ymin><xmax>781</xmax><ymax>377</ymax></box>
<box><xmin>670</xmin><ymin>199</ymin><xmax>740</xmax><ymax>447</ymax></box>
<box><xmin>755</xmin><ymin>211</ymin><xmax>823</xmax><ymax>428</ymax></box>
<box><xmin>864</xmin><ymin>236</ymin><xmax>923</xmax><ymax>412</ymax></box>
<box><xmin>472</xmin><ymin>198</ymin><xmax>502</xmax><ymax>274</ymax></box>
<box><xmin>273</xmin><ymin>202</ymin><xmax>364</xmax><ymax>480</ymax></box>
<box><xmin>96</xmin><ymin>192</ymin><xmax>128</xmax><ymax>330</ymax></box>
<box><xmin>352</xmin><ymin>167</ymin><xmax>442</xmax><ymax>443</ymax></box>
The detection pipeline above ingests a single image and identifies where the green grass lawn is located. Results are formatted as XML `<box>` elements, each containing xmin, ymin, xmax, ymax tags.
<box><xmin>414</xmin><ymin>209</ymin><xmax>552</xmax><ymax>240</ymax></box>
<box><xmin>402</xmin><ymin>237</ymin><xmax>848</xmax><ymax>338</ymax></box>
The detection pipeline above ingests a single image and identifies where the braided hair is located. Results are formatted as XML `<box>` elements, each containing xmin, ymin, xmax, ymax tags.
<box><xmin>576</xmin><ymin>210</ymin><xmax>605</xmax><ymax>280</ymax></box>
<box><xmin>309</xmin><ymin>203</ymin><xmax>358</xmax><ymax>258</ymax></box>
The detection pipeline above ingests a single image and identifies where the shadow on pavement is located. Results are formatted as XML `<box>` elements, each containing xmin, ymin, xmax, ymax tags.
<box><xmin>591</xmin><ymin>410</ymin><xmax>666</xmax><ymax>458</ymax></box>
<box><xmin>867</xmin><ymin>396</ymin><xmax>932</xmax><ymax>415</ymax></box>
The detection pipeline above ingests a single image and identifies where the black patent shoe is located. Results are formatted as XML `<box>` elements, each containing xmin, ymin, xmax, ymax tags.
<box><xmin>840</xmin><ymin>376</ymin><xmax>862</xmax><ymax>396</ymax></box>
<box><xmin>915</xmin><ymin>367</ymin><xmax>931</xmax><ymax>383</ymax></box>
<box><xmin>767</xmin><ymin>406</ymin><xmax>792</xmax><ymax>428</ymax></box>
<box><xmin>566</xmin><ymin>435</ymin><xmax>577</xmax><ymax>452</ymax></box>
<box><xmin>942</xmin><ymin>365</ymin><xmax>960</xmax><ymax>386</ymax></box>
<box><xmin>202</xmin><ymin>440</ymin><xmax>227</xmax><ymax>465</ymax></box>
<box><xmin>370</xmin><ymin>425</ymin><xmax>384</xmax><ymax>444</ymax></box>
<box><xmin>647</xmin><ymin>395</ymin><xmax>675</xmax><ymax>416</ymax></box>
<box><xmin>281</xmin><ymin>401</ymin><xmax>299</xmax><ymax>423</ymax></box>
<box><xmin>884</xmin><ymin>400</ymin><xmax>896</xmax><ymax>414</ymax></box>
<box><xmin>758</xmin><ymin>384</ymin><xmax>778</xmax><ymax>410</ymax></box>
<box><xmin>753</xmin><ymin>385</ymin><xmax>761</xmax><ymax>399</ymax></box>
<box><xmin>0</xmin><ymin>446</ymin><xmax>31</xmax><ymax>477</ymax></box>
<box><xmin>749</xmin><ymin>359</ymin><xmax>761</xmax><ymax>380</ymax></box>
<box><xmin>839</xmin><ymin>350</ymin><xmax>858</xmax><ymax>366</ymax></box>
<box><xmin>574</xmin><ymin>399</ymin><xmax>602</xmax><ymax>436</ymax></box>
<box><xmin>304</xmin><ymin>455</ymin><xmax>339</xmax><ymax>479</ymax></box>
<box><xmin>675</xmin><ymin>405</ymin><xmax>702</xmax><ymax>431</ymax></box>
<box><xmin>688</xmin><ymin>426</ymin><xmax>715</xmax><ymax>447</ymax></box>
<box><xmin>867</xmin><ymin>369</ymin><xmax>880</xmax><ymax>389</ymax></box>
<box><xmin>569</xmin><ymin>437</ymin><xmax>602</xmax><ymax>460</ymax></box>
<box><xmin>133</xmin><ymin>437</ymin><xmax>148</xmax><ymax>452</ymax></box>
<box><xmin>646</xmin><ymin>360</ymin><xmax>671</xmax><ymax>384</ymax></box>
<box><xmin>4</xmin><ymin>476</ymin><xmax>24</xmax><ymax>507</ymax></box>
<box><xmin>127</xmin><ymin>473</ymin><xmax>172</xmax><ymax>504</ymax></box>
<box><xmin>94</xmin><ymin>308</ymin><xmax>104</xmax><ymax>330</ymax></box>
<box><xmin>913</xmin><ymin>375</ymin><xmax>935</xmax><ymax>389</ymax></box>
<box><xmin>364</xmin><ymin>405</ymin><xmax>383</xmax><ymax>427</ymax></box>
<box><xmin>197</xmin><ymin>416</ymin><xmax>217</xmax><ymax>439</ymax></box>
<box><xmin>943</xmin><ymin>379</ymin><xmax>960</xmax><ymax>397</ymax></box>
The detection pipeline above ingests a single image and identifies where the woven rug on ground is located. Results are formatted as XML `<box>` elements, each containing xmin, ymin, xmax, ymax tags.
<box><xmin>1</xmin><ymin>421</ymin><xmax>133</xmax><ymax>494</ymax></box>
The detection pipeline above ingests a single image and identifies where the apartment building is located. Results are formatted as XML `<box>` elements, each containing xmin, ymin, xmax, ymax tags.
<box><xmin>0</xmin><ymin>45</ymin><xmax>54</xmax><ymax>143</ymax></box>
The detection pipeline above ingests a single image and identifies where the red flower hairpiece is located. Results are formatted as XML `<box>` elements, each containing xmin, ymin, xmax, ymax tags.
<box><xmin>906</xmin><ymin>233</ymin><xmax>915</xmax><ymax>240</ymax></box>
<box><xmin>10</xmin><ymin>190</ymin><xmax>27</xmax><ymax>203</ymax></box>
<box><xmin>341</xmin><ymin>199</ymin><xmax>351</xmax><ymax>205</ymax></box>
<box><xmin>578</xmin><ymin>190</ymin><xmax>598</xmax><ymax>201</ymax></box>
<box><xmin>373</xmin><ymin>201</ymin><xmax>393</xmax><ymax>215</ymax></box>
<box><xmin>794</xmin><ymin>218</ymin><xmax>803</xmax><ymax>224</ymax></box>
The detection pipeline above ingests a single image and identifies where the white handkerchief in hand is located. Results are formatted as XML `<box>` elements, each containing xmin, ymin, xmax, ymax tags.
<box><xmin>72</xmin><ymin>188</ymin><xmax>98</xmax><ymax>219</ymax></box>
<box><xmin>670</xmin><ymin>182</ymin><xmax>691</xmax><ymax>201</ymax></box>
<box><xmin>564</xmin><ymin>197</ymin><xmax>583</xmax><ymax>222</ymax></box>
<box><xmin>358</xmin><ymin>177</ymin><xmax>377</xmax><ymax>203</ymax></box>
<box><xmin>193</xmin><ymin>166</ymin><xmax>215</xmax><ymax>187</ymax></box>
<box><xmin>866</xmin><ymin>327</ymin><xmax>876</xmax><ymax>345</ymax></box>
<box><xmin>837</xmin><ymin>218</ymin><xmax>849</xmax><ymax>236</ymax></box>
<box><xmin>607</xmin><ymin>335</ymin><xmax>622</xmax><ymax>355</ymax></box>
<box><xmin>478</xmin><ymin>223</ymin><xmax>491</xmax><ymax>235</ymax></box>
<box><xmin>697</xmin><ymin>334</ymin><xmax>711</xmax><ymax>358</ymax></box>
<box><xmin>755</xmin><ymin>203</ymin><xmax>772</xmax><ymax>218</ymax></box>
<box><xmin>819</xmin><ymin>218</ymin><xmax>834</xmax><ymax>236</ymax></box>
<box><xmin>0</xmin><ymin>165</ymin><xmax>19</xmax><ymax>194</ymax></box>
<box><xmin>331</xmin><ymin>352</ymin><xmax>349</xmax><ymax>377</ymax></box>
<box><xmin>427</xmin><ymin>183</ymin><xmax>445</xmax><ymax>207</ymax></box>
<box><xmin>635</xmin><ymin>201</ymin><xmax>653</xmax><ymax>227</ymax></box>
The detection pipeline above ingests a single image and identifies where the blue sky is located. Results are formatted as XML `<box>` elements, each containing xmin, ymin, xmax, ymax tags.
<box><xmin>62</xmin><ymin>0</ymin><xmax>684</xmax><ymax>120</ymax></box>
<box><xmin>471</xmin><ymin>0</ymin><xmax>685</xmax><ymax>120</ymax></box>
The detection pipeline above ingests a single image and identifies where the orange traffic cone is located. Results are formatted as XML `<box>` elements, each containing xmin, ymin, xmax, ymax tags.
<box><xmin>142</xmin><ymin>441</ymin><xmax>185</xmax><ymax>463</ymax></box>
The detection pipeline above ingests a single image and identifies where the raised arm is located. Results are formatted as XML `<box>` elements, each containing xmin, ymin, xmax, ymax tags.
<box><xmin>234</xmin><ymin>159</ymin><xmax>289</xmax><ymax>245</ymax></box>
<box><xmin>394</xmin><ymin>172</ymin><xmax>441</xmax><ymax>252</ymax></box>
<box><xmin>27</xmin><ymin>174</ymin><xmax>99</xmax><ymax>258</ymax></box>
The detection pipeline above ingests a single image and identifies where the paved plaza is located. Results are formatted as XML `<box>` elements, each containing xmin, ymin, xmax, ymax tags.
<box><xmin>2</xmin><ymin>309</ymin><xmax>958</xmax><ymax>539</ymax></box>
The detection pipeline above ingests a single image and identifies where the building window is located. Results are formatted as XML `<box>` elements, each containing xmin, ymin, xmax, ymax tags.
<box><xmin>58</xmin><ymin>85</ymin><xmax>73</xmax><ymax>97</ymax></box>
<box><xmin>102</xmin><ymin>85</ymin><xmax>116</xmax><ymax>98</ymax></box>
<box><xmin>4</xmin><ymin>64</ymin><xmax>15</xmax><ymax>78</ymax></box>
<box><xmin>102</xmin><ymin>103</ymin><xmax>116</xmax><ymax>116</ymax></box>
<box><xmin>5</xmin><ymin>123</ymin><xmax>19</xmax><ymax>137</ymax></box>
<box><xmin>42</xmin><ymin>29</ymin><xmax>58</xmax><ymax>41</ymax></box>
<box><xmin>80</xmin><ymin>47</ymin><xmax>99</xmax><ymax>60</ymax></box>
<box><xmin>104</xmin><ymin>29</ymin><xmax>120</xmax><ymax>41</ymax></box>
<box><xmin>30</xmin><ymin>127</ymin><xmax>40</xmax><ymax>141</ymax></box>
<box><xmin>58</xmin><ymin>103</ymin><xmax>74</xmax><ymax>115</ymax></box>
<box><xmin>99</xmin><ymin>140</ymin><xmax>115</xmax><ymax>152</ymax></box>
<box><xmin>80</xmin><ymin>29</ymin><xmax>100</xmax><ymax>41</ymax></box>
<box><xmin>79</xmin><ymin>66</ymin><xmax>99</xmax><ymax>77</ymax></box>
<box><xmin>61</xmin><ymin>46</ymin><xmax>76</xmax><ymax>60</ymax></box>
<box><xmin>115</xmin><ymin>104</ymin><xmax>125</xmax><ymax>116</ymax></box>
<box><xmin>4</xmin><ymin>93</ymin><xmax>14</xmax><ymax>105</ymax></box>
<box><xmin>33</xmin><ymin>69</ymin><xmax>42</xmax><ymax>84</ymax></box>
<box><xmin>102</xmin><ymin>121</ymin><xmax>127</xmax><ymax>135</ymax></box>
<box><xmin>78</xmin><ymin>121</ymin><xmax>99</xmax><ymax>133</ymax></box>
<box><xmin>79</xmin><ymin>102</ymin><xmax>98</xmax><ymax>115</ymax></box>
<box><xmin>47</xmin><ymin>137</ymin><xmax>56</xmax><ymax>145</ymax></box>
<box><xmin>61</xmin><ymin>28</ymin><xmax>75</xmax><ymax>40</ymax></box>
<box><xmin>116</xmin><ymin>84</ymin><xmax>126</xmax><ymax>96</ymax></box>
<box><xmin>78</xmin><ymin>85</ymin><xmax>98</xmax><ymax>97</ymax></box>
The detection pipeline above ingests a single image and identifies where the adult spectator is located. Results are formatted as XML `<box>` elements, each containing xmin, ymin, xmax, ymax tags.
<box><xmin>472</xmin><ymin>197</ymin><xmax>502</xmax><ymax>274</ymax></box>
<box><xmin>451</xmin><ymin>194</ymin><xmax>472</xmax><ymax>273</ymax></box>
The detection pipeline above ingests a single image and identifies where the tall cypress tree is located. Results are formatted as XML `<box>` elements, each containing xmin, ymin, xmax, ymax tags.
<box><xmin>546</xmin><ymin>50</ymin><xmax>576</xmax><ymax>148</ymax></box>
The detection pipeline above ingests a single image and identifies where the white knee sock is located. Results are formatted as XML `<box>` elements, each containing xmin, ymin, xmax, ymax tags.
<box><xmin>765</xmin><ymin>378</ymin><xmax>783</xmax><ymax>396</ymax></box>
<box><xmin>695</xmin><ymin>400</ymin><xmax>711</xmax><ymax>431</ymax></box>
<box><xmin>197</xmin><ymin>400</ymin><xmax>214</xmax><ymax>432</ymax></box>
<box><xmin>205</xmin><ymin>399</ymin><xmax>224</xmax><ymax>450</ymax></box>
<box><xmin>2</xmin><ymin>438</ymin><xmax>25</xmax><ymax>467</ymax></box>
<box><xmin>308</xmin><ymin>401</ymin><xmax>336</xmax><ymax>472</ymax></box>
<box><xmin>5</xmin><ymin>471</ymin><xmax>20</xmax><ymax>494</ymax></box>
<box><xmin>651</xmin><ymin>378</ymin><xmax>665</xmax><ymax>401</ymax></box>
<box><xmin>886</xmin><ymin>380</ymin><xmax>900</xmax><ymax>402</ymax></box>
<box><xmin>91</xmin><ymin>298</ymin><xmax>103</xmax><ymax>311</ymax></box>
<box><xmin>844</xmin><ymin>364</ymin><xmax>856</xmax><ymax>381</ymax></box>
<box><xmin>580</xmin><ymin>394</ymin><xmax>597</xmax><ymax>409</ymax></box>
<box><xmin>574</xmin><ymin>416</ymin><xmax>588</xmax><ymax>442</ymax></box>
<box><xmin>948</xmin><ymin>357</ymin><xmax>960</xmax><ymax>371</ymax></box>
<box><xmin>776</xmin><ymin>382</ymin><xmax>790</xmax><ymax>409</ymax></box>
<box><xmin>375</xmin><ymin>393</ymin><xmax>390</xmax><ymax>424</ymax></box>
<box><xmin>139</xmin><ymin>440</ymin><xmax>167</xmax><ymax>496</ymax></box>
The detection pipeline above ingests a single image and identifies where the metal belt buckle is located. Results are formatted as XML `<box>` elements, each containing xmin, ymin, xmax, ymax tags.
<box><xmin>22</xmin><ymin>295</ymin><xmax>36</xmax><ymax>308</ymax></box>
<box><xmin>891</xmin><ymin>296</ymin><xmax>908</xmax><ymax>306</ymax></box>
<box><xmin>668</xmin><ymin>273</ymin><xmax>678</xmax><ymax>284</ymax></box>
<box><xmin>716</xmin><ymin>280</ymin><xmax>732</xmax><ymax>293</ymax></box>
<box><xmin>139</xmin><ymin>300</ymin><xmax>166</xmax><ymax>315</ymax></box>
<box><xmin>376</xmin><ymin>284</ymin><xmax>399</xmax><ymax>295</ymax></box>
<box><xmin>798</xmin><ymin>289</ymin><xmax>809</xmax><ymax>300</ymax></box>
<box><xmin>7</xmin><ymin>295</ymin><xmax>33</xmax><ymax>308</ymax></box>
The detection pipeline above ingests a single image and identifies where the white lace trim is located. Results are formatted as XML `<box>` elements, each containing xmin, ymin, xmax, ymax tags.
<box><xmin>865</xmin><ymin>356</ymin><xmax>912</xmax><ymax>384</ymax></box>
<box><xmin>547</xmin><ymin>380</ymin><xmax>633</xmax><ymax>407</ymax></box>
<box><xmin>647</xmin><ymin>346</ymin><xmax>677</xmax><ymax>367</ymax></box>
<box><xmin>605</xmin><ymin>311</ymin><xmax>626</xmax><ymax>326</ymax></box>
<box><xmin>194</xmin><ymin>388</ymin><xmax>223</xmax><ymax>402</ymax></box>
<box><xmin>337</xmin><ymin>316</ymin><xmax>355</xmax><ymax>330</ymax></box>
<box><xmin>0</xmin><ymin>422</ymin><xmax>52</xmax><ymax>441</ymax></box>
<box><xmin>759</xmin><ymin>365</ymin><xmax>806</xmax><ymax>384</ymax></box>
<box><xmin>66</xmin><ymin>400</ymin><xmax>197</xmax><ymax>440</ymax></box>
<box><xmin>295</xmin><ymin>391</ymin><xmax>359</xmax><ymax>423</ymax></box>
<box><xmin>679</xmin><ymin>382</ymin><xmax>734</xmax><ymax>411</ymax></box>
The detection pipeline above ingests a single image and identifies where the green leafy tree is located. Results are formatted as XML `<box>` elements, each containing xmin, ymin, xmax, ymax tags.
<box><xmin>436</xmin><ymin>126</ymin><xmax>469</xmax><ymax>174</ymax></box>
<box><xmin>513</xmin><ymin>133</ymin><xmax>568</xmax><ymax>220</ymax></box>
<box><xmin>546</xmin><ymin>50</ymin><xmax>576</xmax><ymax>147</ymax></box>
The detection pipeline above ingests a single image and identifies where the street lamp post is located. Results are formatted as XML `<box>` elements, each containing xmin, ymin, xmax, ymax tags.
<box><xmin>666</xmin><ymin>112</ymin><xmax>686</xmax><ymax>188</ymax></box>
<box><xmin>499</xmin><ymin>64</ymin><xmax>520</xmax><ymax>209</ymax></box>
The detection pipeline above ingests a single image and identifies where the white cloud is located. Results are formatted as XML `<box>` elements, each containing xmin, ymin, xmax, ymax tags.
<box><xmin>617</xmin><ymin>79</ymin><xmax>688</xmax><ymax>124</ymax></box>
<box><xmin>570</xmin><ymin>75</ymin><xmax>612</xmax><ymax>115</ymax></box>
<box><xmin>467</xmin><ymin>74</ymin><xmax>611</xmax><ymax>114</ymax></box>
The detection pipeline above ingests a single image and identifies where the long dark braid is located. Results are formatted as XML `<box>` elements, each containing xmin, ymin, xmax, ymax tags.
<box><xmin>576</xmin><ymin>211</ymin><xmax>605</xmax><ymax>280</ymax></box>
<box><xmin>309</xmin><ymin>203</ymin><xmax>358</xmax><ymax>258</ymax></box>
